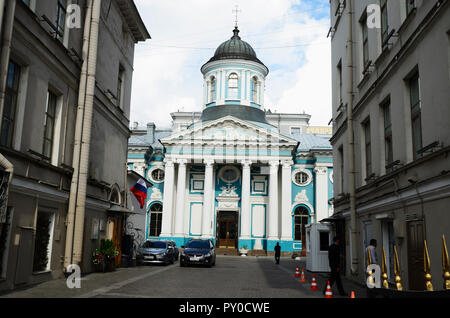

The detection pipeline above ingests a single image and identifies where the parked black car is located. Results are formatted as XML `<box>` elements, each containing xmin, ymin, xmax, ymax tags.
<box><xmin>136</xmin><ymin>240</ymin><xmax>177</xmax><ymax>265</ymax></box>
<box><xmin>180</xmin><ymin>239</ymin><xmax>216</xmax><ymax>267</ymax></box>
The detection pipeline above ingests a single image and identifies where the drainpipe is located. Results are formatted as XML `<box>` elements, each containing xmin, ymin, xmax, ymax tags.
<box><xmin>346</xmin><ymin>0</ymin><xmax>358</xmax><ymax>276</ymax></box>
<box><xmin>0</xmin><ymin>0</ymin><xmax>16</xmax><ymax>132</ymax></box>
<box><xmin>70</xmin><ymin>0</ymin><xmax>102</xmax><ymax>267</ymax></box>
<box><xmin>64</xmin><ymin>0</ymin><xmax>96</xmax><ymax>271</ymax></box>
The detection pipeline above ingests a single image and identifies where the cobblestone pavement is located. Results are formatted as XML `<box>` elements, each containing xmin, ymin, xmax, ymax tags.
<box><xmin>0</xmin><ymin>256</ymin><xmax>368</xmax><ymax>298</ymax></box>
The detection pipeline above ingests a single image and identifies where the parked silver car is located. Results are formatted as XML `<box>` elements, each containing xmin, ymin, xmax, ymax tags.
<box><xmin>136</xmin><ymin>240</ymin><xmax>177</xmax><ymax>265</ymax></box>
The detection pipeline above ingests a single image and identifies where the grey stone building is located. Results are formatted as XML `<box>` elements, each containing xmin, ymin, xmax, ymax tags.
<box><xmin>0</xmin><ymin>0</ymin><xmax>149</xmax><ymax>292</ymax></box>
<box><xmin>328</xmin><ymin>0</ymin><xmax>450</xmax><ymax>290</ymax></box>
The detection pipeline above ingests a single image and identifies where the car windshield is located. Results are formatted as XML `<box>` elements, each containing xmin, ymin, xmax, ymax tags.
<box><xmin>185</xmin><ymin>241</ymin><xmax>210</xmax><ymax>249</ymax></box>
<box><xmin>142</xmin><ymin>241</ymin><xmax>167</xmax><ymax>249</ymax></box>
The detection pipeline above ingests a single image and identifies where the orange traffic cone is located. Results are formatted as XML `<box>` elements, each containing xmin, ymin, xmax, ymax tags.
<box><xmin>299</xmin><ymin>268</ymin><xmax>307</xmax><ymax>283</ymax></box>
<box><xmin>350</xmin><ymin>291</ymin><xmax>355</xmax><ymax>298</ymax></box>
<box><xmin>295</xmin><ymin>265</ymin><xmax>300</xmax><ymax>278</ymax></box>
<box><xmin>325</xmin><ymin>281</ymin><xmax>333</xmax><ymax>298</ymax></box>
<box><xmin>310</xmin><ymin>274</ymin><xmax>319</xmax><ymax>291</ymax></box>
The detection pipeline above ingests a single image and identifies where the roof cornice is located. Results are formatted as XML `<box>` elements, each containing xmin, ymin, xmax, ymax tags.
<box><xmin>116</xmin><ymin>0</ymin><xmax>151</xmax><ymax>43</ymax></box>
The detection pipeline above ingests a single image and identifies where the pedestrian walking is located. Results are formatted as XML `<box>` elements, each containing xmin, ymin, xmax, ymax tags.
<box><xmin>274</xmin><ymin>242</ymin><xmax>281</xmax><ymax>264</ymax></box>
<box><xmin>324</xmin><ymin>237</ymin><xmax>347</xmax><ymax>296</ymax></box>
<box><xmin>365</xmin><ymin>239</ymin><xmax>378</xmax><ymax>265</ymax></box>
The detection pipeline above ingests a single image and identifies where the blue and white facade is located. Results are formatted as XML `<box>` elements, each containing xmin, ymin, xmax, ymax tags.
<box><xmin>128</xmin><ymin>28</ymin><xmax>333</xmax><ymax>254</ymax></box>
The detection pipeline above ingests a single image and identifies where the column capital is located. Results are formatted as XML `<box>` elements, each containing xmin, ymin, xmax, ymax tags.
<box><xmin>176</xmin><ymin>159</ymin><xmax>188</xmax><ymax>166</ymax></box>
<box><xmin>240</xmin><ymin>160</ymin><xmax>252</xmax><ymax>168</ymax></box>
<box><xmin>281</xmin><ymin>160</ymin><xmax>294</xmax><ymax>168</ymax></box>
<box><xmin>314</xmin><ymin>166</ymin><xmax>328</xmax><ymax>175</ymax></box>
<box><xmin>163</xmin><ymin>159</ymin><xmax>175</xmax><ymax>167</ymax></box>
<box><xmin>204</xmin><ymin>159</ymin><xmax>215</xmax><ymax>167</ymax></box>
<box><xmin>269</xmin><ymin>160</ymin><xmax>279</xmax><ymax>170</ymax></box>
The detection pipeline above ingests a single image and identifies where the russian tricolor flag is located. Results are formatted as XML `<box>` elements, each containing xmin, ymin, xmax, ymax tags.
<box><xmin>130</xmin><ymin>178</ymin><xmax>148</xmax><ymax>209</ymax></box>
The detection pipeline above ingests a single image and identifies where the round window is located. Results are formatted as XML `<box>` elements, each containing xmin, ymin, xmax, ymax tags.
<box><xmin>295</xmin><ymin>172</ymin><xmax>309</xmax><ymax>185</ymax></box>
<box><xmin>223</xmin><ymin>169</ymin><xmax>237</xmax><ymax>182</ymax></box>
<box><xmin>151</xmin><ymin>169</ymin><xmax>165</xmax><ymax>182</ymax></box>
<box><xmin>219</xmin><ymin>166</ymin><xmax>240</xmax><ymax>183</ymax></box>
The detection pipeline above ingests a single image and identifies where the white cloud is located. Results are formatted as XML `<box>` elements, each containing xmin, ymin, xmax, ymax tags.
<box><xmin>130</xmin><ymin>0</ymin><xmax>331</xmax><ymax>128</ymax></box>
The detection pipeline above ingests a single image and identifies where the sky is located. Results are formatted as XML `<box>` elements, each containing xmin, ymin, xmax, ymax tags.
<box><xmin>131</xmin><ymin>0</ymin><xmax>332</xmax><ymax>129</ymax></box>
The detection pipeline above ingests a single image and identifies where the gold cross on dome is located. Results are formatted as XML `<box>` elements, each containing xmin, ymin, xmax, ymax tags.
<box><xmin>233</xmin><ymin>5</ymin><xmax>241</xmax><ymax>28</ymax></box>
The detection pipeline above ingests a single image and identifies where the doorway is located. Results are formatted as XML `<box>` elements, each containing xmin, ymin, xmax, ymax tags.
<box><xmin>407</xmin><ymin>219</ymin><xmax>425</xmax><ymax>290</ymax></box>
<box><xmin>109</xmin><ymin>215</ymin><xmax>124</xmax><ymax>266</ymax></box>
<box><xmin>217</xmin><ymin>211</ymin><xmax>238</xmax><ymax>249</ymax></box>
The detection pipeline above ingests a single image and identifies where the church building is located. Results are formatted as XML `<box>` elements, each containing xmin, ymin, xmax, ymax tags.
<box><xmin>128</xmin><ymin>27</ymin><xmax>333</xmax><ymax>255</ymax></box>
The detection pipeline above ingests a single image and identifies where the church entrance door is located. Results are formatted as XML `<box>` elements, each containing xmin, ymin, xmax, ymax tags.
<box><xmin>217</xmin><ymin>211</ymin><xmax>238</xmax><ymax>249</ymax></box>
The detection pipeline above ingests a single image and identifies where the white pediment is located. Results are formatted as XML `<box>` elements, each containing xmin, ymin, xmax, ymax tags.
<box><xmin>160</xmin><ymin>116</ymin><xmax>298</xmax><ymax>145</ymax></box>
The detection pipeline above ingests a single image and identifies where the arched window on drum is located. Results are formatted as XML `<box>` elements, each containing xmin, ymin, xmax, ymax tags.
<box><xmin>251</xmin><ymin>76</ymin><xmax>259</xmax><ymax>104</ymax></box>
<box><xmin>148</xmin><ymin>203</ymin><xmax>163</xmax><ymax>237</ymax></box>
<box><xmin>227</xmin><ymin>73</ymin><xmax>239</xmax><ymax>100</ymax></box>
<box><xmin>209</xmin><ymin>76</ymin><xmax>216</xmax><ymax>103</ymax></box>
<box><xmin>294</xmin><ymin>206</ymin><xmax>310</xmax><ymax>242</ymax></box>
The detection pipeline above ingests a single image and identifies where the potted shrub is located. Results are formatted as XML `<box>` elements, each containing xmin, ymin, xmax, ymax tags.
<box><xmin>239</xmin><ymin>245</ymin><xmax>249</xmax><ymax>257</ymax></box>
<box><xmin>92</xmin><ymin>239</ymin><xmax>119</xmax><ymax>272</ymax></box>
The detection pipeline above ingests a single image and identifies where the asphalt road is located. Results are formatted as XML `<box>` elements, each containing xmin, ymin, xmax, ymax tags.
<box><xmin>87</xmin><ymin>256</ymin><xmax>319</xmax><ymax>298</ymax></box>
<box><xmin>1</xmin><ymin>256</ymin><xmax>366</xmax><ymax>298</ymax></box>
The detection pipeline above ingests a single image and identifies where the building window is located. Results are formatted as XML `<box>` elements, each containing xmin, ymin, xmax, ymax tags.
<box><xmin>0</xmin><ymin>61</ymin><xmax>21</xmax><ymax>148</ymax></box>
<box><xmin>221</xmin><ymin>167</ymin><xmax>238</xmax><ymax>183</ymax></box>
<box><xmin>337</xmin><ymin>60</ymin><xmax>343</xmax><ymax>106</ymax></box>
<box><xmin>361</xmin><ymin>14</ymin><xmax>370</xmax><ymax>69</ymax></box>
<box><xmin>291</xmin><ymin>127</ymin><xmax>301</xmax><ymax>135</ymax></box>
<box><xmin>294</xmin><ymin>172</ymin><xmax>309</xmax><ymax>186</ymax></box>
<box><xmin>43</xmin><ymin>91</ymin><xmax>57</xmax><ymax>160</ymax></box>
<box><xmin>56</xmin><ymin>0</ymin><xmax>67</xmax><ymax>42</ymax></box>
<box><xmin>148</xmin><ymin>203</ymin><xmax>163</xmax><ymax>237</ymax></box>
<box><xmin>409</xmin><ymin>72</ymin><xmax>422</xmax><ymax>160</ymax></box>
<box><xmin>110</xmin><ymin>187</ymin><xmax>121</xmax><ymax>205</ymax></box>
<box><xmin>294</xmin><ymin>206</ymin><xmax>309</xmax><ymax>241</ymax></box>
<box><xmin>251</xmin><ymin>77</ymin><xmax>258</xmax><ymax>103</ymax></box>
<box><xmin>319</xmin><ymin>231</ymin><xmax>330</xmax><ymax>251</ymax></box>
<box><xmin>117</xmin><ymin>65</ymin><xmax>125</xmax><ymax>108</ymax></box>
<box><xmin>338</xmin><ymin>146</ymin><xmax>344</xmax><ymax>193</ymax></box>
<box><xmin>406</xmin><ymin>0</ymin><xmax>415</xmax><ymax>16</ymax></box>
<box><xmin>382</xmin><ymin>100</ymin><xmax>394</xmax><ymax>172</ymax></box>
<box><xmin>363</xmin><ymin>118</ymin><xmax>372</xmax><ymax>178</ymax></box>
<box><xmin>33</xmin><ymin>211</ymin><xmax>54</xmax><ymax>272</ymax></box>
<box><xmin>209</xmin><ymin>76</ymin><xmax>216</xmax><ymax>102</ymax></box>
<box><xmin>227</xmin><ymin>73</ymin><xmax>239</xmax><ymax>100</ymax></box>
<box><xmin>151</xmin><ymin>169</ymin><xmax>165</xmax><ymax>183</ymax></box>
<box><xmin>380</xmin><ymin>0</ymin><xmax>389</xmax><ymax>49</ymax></box>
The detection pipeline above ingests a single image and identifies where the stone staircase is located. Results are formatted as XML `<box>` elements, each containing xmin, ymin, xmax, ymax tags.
<box><xmin>215</xmin><ymin>248</ymin><xmax>239</xmax><ymax>256</ymax></box>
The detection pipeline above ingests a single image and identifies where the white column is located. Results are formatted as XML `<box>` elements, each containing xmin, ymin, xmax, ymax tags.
<box><xmin>240</xmin><ymin>160</ymin><xmax>252</xmax><ymax>240</ymax></box>
<box><xmin>160</xmin><ymin>159</ymin><xmax>175</xmax><ymax>237</ymax></box>
<box><xmin>281</xmin><ymin>160</ymin><xmax>293</xmax><ymax>241</ymax></box>
<box><xmin>174</xmin><ymin>159</ymin><xmax>187</xmax><ymax>237</ymax></box>
<box><xmin>202</xmin><ymin>159</ymin><xmax>214</xmax><ymax>238</ymax></box>
<box><xmin>268</xmin><ymin>160</ymin><xmax>279</xmax><ymax>241</ymax></box>
<box><xmin>314</xmin><ymin>166</ymin><xmax>328</xmax><ymax>223</ymax></box>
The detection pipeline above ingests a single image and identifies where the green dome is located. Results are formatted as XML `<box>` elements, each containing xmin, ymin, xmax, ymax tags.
<box><xmin>207</xmin><ymin>27</ymin><xmax>264</xmax><ymax>65</ymax></box>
